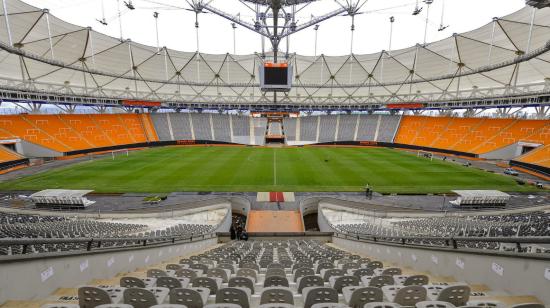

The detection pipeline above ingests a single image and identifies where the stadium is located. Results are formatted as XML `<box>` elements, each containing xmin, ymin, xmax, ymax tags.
<box><xmin>0</xmin><ymin>0</ymin><xmax>549</xmax><ymax>307</ymax></box>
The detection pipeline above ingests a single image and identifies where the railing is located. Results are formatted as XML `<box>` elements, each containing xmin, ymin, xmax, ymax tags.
<box><xmin>0</xmin><ymin>233</ymin><xmax>217</xmax><ymax>260</ymax></box>
<box><xmin>334</xmin><ymin>231</ymin><xmax>550</xmax><ymax>254</ymax></box>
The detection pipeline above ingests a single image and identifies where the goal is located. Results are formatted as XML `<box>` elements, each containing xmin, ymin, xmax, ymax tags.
<box><xmin>417</xmin><ymin>150</ymin><xmax>434</xmax><ymax>161</ymax></box>
<box><xmin>111</xmin><ymin>149</ymin><xmax>129</xmax><ymax>160</ymax></box>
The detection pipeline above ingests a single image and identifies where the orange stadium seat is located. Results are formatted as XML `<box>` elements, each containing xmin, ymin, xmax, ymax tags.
<box><xmin>517</xmin><ymin>145</ymin><xmax>550</xmax><ymax>168</ymax></box>
<box><xmin>0</xmin><ymin>146</ymin><xmax>23</xmax><ymax>163</ymax></box>
<box><xmin>0</xmin><ymin>113</ymin><xmax>154</xmax><ymax>153</ymax></box>
<box><xmin>395</xmin><ymin>116</ymin><xmax>550</xmax><ymax>169</ymax></box>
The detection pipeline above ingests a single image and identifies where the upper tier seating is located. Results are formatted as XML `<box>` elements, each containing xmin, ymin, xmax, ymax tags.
<box><xmin>395</xmin><ymin>116</ymin><xmax>550</xmax><ymax>155</ymax></box>
<box><xmin>38</xmin><ymin>240</ymin><xmax>541</xmax><ymax>308</ymax></box>
<box><xmin>0</xmin><ymin>114</ymin><xmax>152</xmax><ymax>153</ymax></box>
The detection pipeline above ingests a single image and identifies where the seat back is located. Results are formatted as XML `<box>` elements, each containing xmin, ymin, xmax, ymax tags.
<box><xmin>157</xmin><ymin>277</ymin><xmax>183</xmax><ymax>290</ymax></box>
<box><xmin>207</xmin><ymin>268</ymin><xmax>229</xmax><ymax>283</ymax></box>
<box><xmin>120</xmin><ymin>277</ymin><xmax>146</xmax><ymax>288</ymax></box>
<box><xmin>298</xmin><ymin>275</ymin><xmax>325</xmax><ymax>294</ymax></box>
<box><xmin>260</xmin><ymin>288</ymin><xmax>294</xmax><ymax>305</ymax></box>
<box><xmin>166</xmin><ymin>264</ymin><xmax>183</xmax><ymax>271</ymax></box>
<box><xmin>147</xmin><ymin>269</ymin><xmax>168</xmax><ymax>278</ymax></box>
<box><xmin>316</xmin><ymin>262</ymin><xmax>334</xmax><ymax>274</ymax></box>
<box><xmin>366</xmin><ymin>261</ymin><xmax>383</xmax><ymax>269</ymax></box>
<box><xmin>78</xmin><ymin>287</ymin><xmax>112</xmax><ymax>308</ymax></box>
<box><xmin>215</xmin><ymin>287</ymin><xmax>250</xmax><ymax>308</ymax></box>
<box><xmin>363</xmin><ymin>302</ymin><xmax>402</xmax><ymax>308</ymax></box>
<box><xmin>175</xmin><ymin>269</ymin><xmax>197</xmax><ymax>280</ymax></box>
<box><xmin>228</xmin><ymin>276</ymin><xmax>255</xmax><ymax>294</ymax></box>
<box><xmin>218</xmin><ymin>263</ymin><xmax>235</xmax><ymax>274</ymax></box>
<box><xmin>323</xmin><ymin>269</ymin><xmax>345</xmax><ymax>282</ymax></box>
<box><xmin>123</xmin><ymin>288</ymin><xmax>158</xmax><ymax>308</ymax></box>
<box><xmin>169</xmin><ymin>288</ymin><xmax>203</xmax><ymax>308</ymax></box>
<box><xmin>304</xmin><ymin>287</ymin><xmax>338</xmax><ymax>308</ymax></box>
<box><xmin>264</xmin><ymin>275</ymin><xmax>289</xmax><ymax>288</ymax></box>
<box><xmin>268</xmin><ymin>263</ymin><xmax>284</xmax><ymax>270</ymax></box>
<box><xmin>236</xmin><ymin>268</ymin><xmax>257</xmax><ymax>281</ymax></box>
<box><xmin>437</xmin><ymin>285</ymin><xmax>471</xmax><ymax>306</ymax></box>
<box><xmin>190</xmin><ymin>263</ymin><xmax>208</xmax><ymax>273</ymax></box>
<box><xmin>368</xmin><ymin>275</ymin><xmax>394</xmax><ymax>288</ymax></box>
<box><xmin>403</xmin><ymin>275</ymin><xmax>429</xmax><ymax>286</ymax></box>
<box><xmin>333</xmin><ymin>276</ymin><xmax>360</xmax><ymax>293</ymax></box>
<box><xmin>393</xmin><ymin>286</ymin><xmax>427</xmax><ymax>306</ymax></box>
<box><xmin>381</xmin><ymin>268</ymin><xmax>402</xmax><ymax>276</ymax></box>
<box><xmin>266</xmin><ymin>268</ymin><xmax>286</xmax><ymax>278</ymax></box>
<box><xmin>353</xmin><ymin>268</ymin><xmax>374</xmax><ymax>278</ymax></box>
<box><xmin>348</xmin><ymin>287</ymin><xmax>383</xmax><ymax>308</ymax></box>
<box><xmin>192</xmin><ymin>277</ymin><xmax>219</xmax><ymax>294</ymax></box>
<box><xmin>294</xmin><ymin>267</ymin><xmax>315</xmax><ymax>282</ymax></box>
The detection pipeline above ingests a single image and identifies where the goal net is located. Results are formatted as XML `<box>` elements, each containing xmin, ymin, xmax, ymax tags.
<box><xmin>417</xmin><ymin>150</ymin><xmax>434</xmax><ymax>161</ymax></box>
<box><xmin>111</xmin><ymin>149</ymin><xmax>129</xmax><ymax>160</ymax></box>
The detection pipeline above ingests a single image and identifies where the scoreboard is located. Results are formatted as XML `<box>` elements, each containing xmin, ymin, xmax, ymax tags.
<box><xmin>259</xmin><ymin>62</ymin><xmax>293</xmax><ymax>92</ymax></box>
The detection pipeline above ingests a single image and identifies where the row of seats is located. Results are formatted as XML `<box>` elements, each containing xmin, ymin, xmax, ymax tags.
<box><xmin>40</xmin><ymin>240</ymin><xmax>544</xmax><ymax>308</ymax></box>
<box><xmin>0</xmin><ymin>146</ymin><xmax>23</xmax><ymax>163</ymax></box>
<box><xmin>0</xmin><ymin>211</ymin><xmax>216</xmax><ymax>255</ymax></box>
<box><xmin>330</xmin><ymin>210</ymin><xmax>550</xmax><ymax>253</ymax></box>
<box><xmin>516</xmin><ymin>144</ymin><xmax>550</xmax><ymax>168</ymax></box>
<box><xmin>0</xmin><ymin>114</ymin><xmax>152</xmax><ymax>153</ymax></box>
<box><xmin>283</xmin><ymin>115</ymin><xmax>401</xmax><ymax>143</ymax></box>
<box><xmin>394</xmin><ymin>116</ymin><xmax>549</xmax><ymax>156</ymax></box>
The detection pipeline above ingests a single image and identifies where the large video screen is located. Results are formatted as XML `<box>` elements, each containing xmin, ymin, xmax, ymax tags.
<box><xmin>264</xmin><ymin>66</ymin><xmax>288</xmax><ymax>85</ymax></box>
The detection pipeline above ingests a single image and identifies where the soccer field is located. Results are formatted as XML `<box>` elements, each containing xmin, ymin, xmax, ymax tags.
<box><xmin>0</xmin><ymin>146</ymin><xmax>533</xmax><ymax>193</ymax></box>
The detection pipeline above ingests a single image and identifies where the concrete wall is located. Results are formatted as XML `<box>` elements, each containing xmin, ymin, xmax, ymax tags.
<box><xmin>334</xmin><ymin>237</ymin><xmax>550</xmax><ymax>305</ymax></box>
<box><xmin>481</xmin><ymin>142</ymin><xmax>542</xmax><ymax>160</ymax></box>
<box><xmin>0</xmin><ymin>237</ymin><xmax>217</xmax><ymax>305</ymax></box>
<box><xmin>17</xmin><ymin>140</ymin><xmax>63</xmax><ymax>158</ymax></box>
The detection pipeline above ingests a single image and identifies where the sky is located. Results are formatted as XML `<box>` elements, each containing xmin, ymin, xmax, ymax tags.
<box><xmin>22</xmin><ymin>0</ymin><xmax>527</xmax><ymax>56</ymax></box>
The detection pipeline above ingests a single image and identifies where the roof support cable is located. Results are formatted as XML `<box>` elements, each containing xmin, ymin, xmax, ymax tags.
<box><xmin>388</xmin><ymin>16</ymin><xmax>395</xmax><ymax>55</ymax></box>
<box><xmin>313</xmin><ymin>24</ymin><xmax>319</xmax><ymax>57</ymax></box>
<box><xmin>1</xmin><ymin>0</ymin><xmax>13</xmax><ymax>46</ymax></box>
<box><xmin>153</xmin><ymin>11</ymin><xmax>160</xmax><ymax>53</ymax></box>
<box><xmin>117</xmin><ymin>0</ymin><xmax>124</xmax><ymax>40</ymax></box>
<box><xmin>44</xmin><ymin>9</ymin><xmax>55</xmax><ymax>60</ymax></box>
<box><xmin>438</xmin><ymin>0</ymin><xmax>449</xmax><ymax>31</ymax></box>
<box><xmin>231</xmin><ymin>23</ymin><xmax>237</xmax><ymax>54</ymax></box>
<box><xmin>97</xmin><ymin>0</ymin><xmax>108</xmax><ymax>25</ymax></box>
<box><xmin>423</xmin><ymin>0</ymin><xmax>433</xmax><ymax>45</ymax></box>
<box><xmin>350</xmin><ymin>15</ymin><xmax>355</xmax><ymax>54</ymax></box>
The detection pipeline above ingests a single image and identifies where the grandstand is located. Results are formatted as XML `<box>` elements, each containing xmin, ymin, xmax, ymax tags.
<box><xmin>0</xmin><ymin>0</ymin><xmax>549</xmax><ymax>307</ymax></box>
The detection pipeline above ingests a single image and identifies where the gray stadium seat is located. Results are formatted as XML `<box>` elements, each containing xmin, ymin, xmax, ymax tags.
<box><xmin>260</xmin><ymin>287</ymin><xmax>294</xmax><ymax>305</ymax></box>
<box><xmin>403</xmin><ymin>275</ymin><xmax>429</xmax><ymax>286</ymax></box>
<box><xmin>416</xmin><ymin>301</ymin><xmax>457</xmax><ymax>308</ymax></box>
<box><xmin>123</xmin><ymin>288</ymin><xmax>158</xmax><ymax>308</ymax></box>
<box><xmin>364</xmin><ymin>303</ymin><xmax>402</xmax><ymax>308</ymax></box>
<box><xmin>303</xmin><ymin>287</ymin><xmax>339</xmax><ymax>308</ymax></box>
<box><xmin>298</xmin><ymin>275</ymin><xmax>325</xmax><ymax>294</ymax></box>
<box><xmin>436</xmin><ymin>286</ymin><xmax>471</xmax><ymax>307</ymax></box>
<box><xmin>169</xmin><ymin>288</ymin><xmax>204</xmax><ymax>308</ymax></box>
<box><xmin>120</xmin><ymin>277</ymin><xmax>146</xmax><ymax>288</ymax></box>
<box><xmin>343</xmin><ymin>286</ymin><xmax>383</xmax><ymax>308</ymax></box>
<box><xmin>393</xmin><ymin>286</ymin><xmax>427</xmax><ymax>306</ymax></box>
<box><xmin>79</xmin><ymin>286</ymin><xmax>112</xmax><ymax>308</ymax></box>
<box><xmin>229</xmin><ymin>276</ymin><xmax>255</xmax><ymax>294</ymax></box>
<box><xmin>215</xmin><ymin>287</ymin><xmax>250</xmax><ymax>308</ymax></box>
<box><xmin>264</xmin><ymin>275</ymin><xmax>289</xmax><ymax>288</ymax></box>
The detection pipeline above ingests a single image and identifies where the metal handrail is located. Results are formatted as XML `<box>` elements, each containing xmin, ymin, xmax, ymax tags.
<box><xmin>0</xmin><ymin>233</ymin><xmax>217</xmax><ymax>254</ymax></box>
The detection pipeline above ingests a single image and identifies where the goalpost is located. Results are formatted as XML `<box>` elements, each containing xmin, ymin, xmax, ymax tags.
<box><xmin>111</xmin><ymin>149</ymin><xmax>129</xmax><ymax>160</ymax></box>
<box><xmin>417</xmin><ymin>150</ymin><xmax>434</xmax><ymax>161</ymax></box>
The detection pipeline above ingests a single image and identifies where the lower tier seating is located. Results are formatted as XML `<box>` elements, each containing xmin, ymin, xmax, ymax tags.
<box><xmin>37</xmin><ymin>240</ymin><xmax>544</xmax><ymax>308</ymax></box>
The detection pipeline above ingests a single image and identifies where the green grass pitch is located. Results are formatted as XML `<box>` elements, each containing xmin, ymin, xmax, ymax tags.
<box><xmin>0</xmin><ymin>146</ymin><xmax>534</xmax><ymax>193</ymax></box>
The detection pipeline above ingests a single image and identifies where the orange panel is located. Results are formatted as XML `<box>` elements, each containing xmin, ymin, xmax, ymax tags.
<box><xmin>247</xmin><ymin>211</ymin><xmax>304</xmax><ymax>233</ymax></box>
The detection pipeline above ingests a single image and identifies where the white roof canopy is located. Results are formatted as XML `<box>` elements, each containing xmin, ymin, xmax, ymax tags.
<box><xmin>1</xmin><ymin>0</ymin><xmax>550</xmax><ymax>106</ymax></box>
